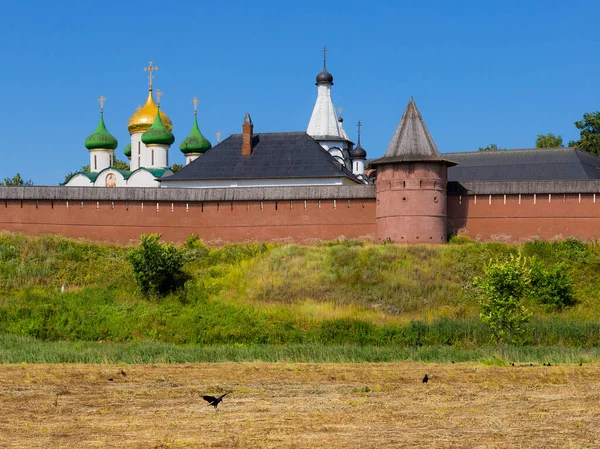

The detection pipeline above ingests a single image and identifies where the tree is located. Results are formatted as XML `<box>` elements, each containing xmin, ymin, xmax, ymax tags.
<box><xmin>128</xmin><ymin>234</ymin><xmax>188</xmax><ymax>298</ymax></box>
<box><xmin>170</xmin><ymin>164</ymin><xmax>183</xmax><ymax>173</ymax></box>
<box><xmin>113</xmin><ymin>158</ymin><xmax>130</xmax><ymax>171</ymax></box>
<box><xmin>474</xmin><ymin>253</ymin><xmax>532</xmax><ymax>359</ymax></box>
<box><xmin>568</xmin><ymin>111</ymin><xmax>600</xmax><ymax>155</ymax></box>
<box><xmin>536</xmin><ymin>133</ymin><xmax>563</xmax><ymax>148</ymax></box>
<box><xmin>0</xmin><ymin>173</ymin><xmax>33</xmax><ymax>186</ymax></box>
<box><xmin>478</xmin><ymin>144</ymin><xmax>500</xmax><ymax>152</ymax></box>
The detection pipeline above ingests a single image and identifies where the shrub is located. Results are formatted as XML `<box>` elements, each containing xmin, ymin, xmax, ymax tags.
<box><xmin>128</xmin><ymin>234</ymin><xmax>187</xmax><ymax>298</ymax></box>
<box><xmin>474</xmin><ymin>253</ymin><xmax>532</xmax><ymax>358</ymax></box>
<box><xmin>529</xmin><ymin>260</ymin><xmax>575</xmax><ymax>311</ymax></box>
<box><xmin>555</xmin><ymin>237</ymin><xmax>588</xmax><ymax>261</ymax></box>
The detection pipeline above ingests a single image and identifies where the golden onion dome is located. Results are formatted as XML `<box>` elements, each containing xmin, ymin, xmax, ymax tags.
<box><xmin>127</xmin><ymin>89</ymin><xmax>173</xmax><ymax>134</ymax></box>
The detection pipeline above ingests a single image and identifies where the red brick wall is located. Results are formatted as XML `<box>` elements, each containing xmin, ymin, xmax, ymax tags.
<box><xmin>448</xmin><ymin>193</ymin><xmax>600</xmax><ymax>241</ymax></box>
<box><xmin>0</xmin><ymin>198</ymin><xmax>376</xmax><ymax>244</ymax></box>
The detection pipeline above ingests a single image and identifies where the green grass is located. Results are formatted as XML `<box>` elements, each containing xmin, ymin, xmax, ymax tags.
<box><xmin>1</xmin><ymin>232</ymin><xmax>600</xmax><ymax>362</ymax></box>
<box><xmin>1</xmin><ymin>334</ymin><xmax>598</xmax><ymax>364</ymax></box>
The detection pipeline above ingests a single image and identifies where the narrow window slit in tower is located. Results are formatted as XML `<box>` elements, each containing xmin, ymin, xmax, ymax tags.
<box><xmin>549</xmin><ymin>194</ymin><xmax>551</xmax><ymax>203</ymax></box>
<box><xmin>503</xmin><ymin>195</ymin><xmax>506</xmax><ymax>205</ymax></box>
<box><xmin>361</xmin><ymin>199</ymin><xmax>364</xmax><ymax>208</ymax></box>
<box><xmin>488</xmin><ymin>195</ymin><xmax>491</xmax><ymax>205</ymax></box>
<box><xmin>35</xmin><ymin>201</ymin><xmax>38</xmax><ymax>209</ymax></box>
<box><xmin>217</xmin><ymin>203</ymin><xmax>220</xmax><ymax>212</ymax></box>
<box><xmin>459</xmin><ymin>195</ymin><xmax>462</xmax><ymax>205</ymax></box>
<box><xmin>246</xmin><ymin>202</ymin><xmax>249</xmax><ymax>212</ymax></box>
<box><xmin>318</xmin><ymin>200</ymin><xmax>321</xmax><ymax>209</ymax></box>
<box><xmin>534</xmin><ymin>194</ymin><xmax>537</xmax><ymax>205</ymax></box>
<box><xmin>111</xmin><ymin>201</ymin><xmax>114</xmax><ymax>210</ymax></box>
<box><xmin>201</xmin><ymin>202</ymin><xmax>204</xmax><ymax>213</ymax></box>
<box><xmin>474</xmin><ymin>195</ymin><xmax>477</xmax><ymax>205</ymax></box>
<box><xmin>334</xmin><ymin>200</ymin><xmax>337</xmax><ymax>209</ymax></box>
<box><xmin>125</xmin><ymin>202</ymin><xmax>129</xmax><ymax>211</ymax></box>
<box><xmin>260</xmin><ymin>201</ymin><xmax>263</xmax><ymax>211</ymax></box>
<box><xmin>290</xmin><ymin>201</ymin><xmax>292</xmax><ymax>210</ymax></box>
<box><xmin>141</xmin><ymin>202</ymin><xmax>144</xmax><ymax>211</ymax></box>
<box><xmin>231</xmin><ymin>202</ymin><xmax>234</xmax><ymax>211</ymax></box>
<box><xmin>519</xmin><ymin>194</ymin><xmax>521</xmax><ymax>205</ymax></box>
<box><xmin>186</xmin><ymin>203</ymin><xmax>189</xmax><ymax>212</ymax></box>
<box><xmin>348</xmin><ymin>200</ymin><xmax>351</xmax><ymax>208</ymax></box>
<box><xmin>595</xmin><ymin>194</ymin><xmax>597</xmax><ymax>204</ymax></box>
<box><xmin>66</xmin><ymin>201</ymin><xmax>69</xmax><ymax>210</ymax></box>
<box><xmin>156</xmin><ymin>202</ymin><xmax>159</xmax><ymax>212</ymax></box>
<box><xmin>5</xmin><ymin>200</ymin><xmax>8</xmax><ymax>208</ymax></box>
<box><xmin>80</xmin><ymin>201</ymin><xmax>83</xmax><ymax>210</ymax></box>
<box><xmin>96</xmin><ymin>201</ymin><xmax>99</xmax><ymax>210</ymax></box>
<box><xmin>171</xmin><ymin>203</ymin><xmax>174</xmax><ymax>212</ymax></box>
<box><xmin>304</xmin><ymin>200</ymin><xmax>307</xmax><ymax>210</ymax></box>
<box><xmin>275</xmin><ymin>201</ymin><xmax>278</xmax><ymax>211</ymax></box>
<box><xmin>579</xmin><ymin>193</ymin><xmax>582</xmax><ymax>203</ymax></box>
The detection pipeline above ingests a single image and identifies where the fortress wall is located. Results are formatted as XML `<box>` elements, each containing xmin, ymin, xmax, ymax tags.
<box><xmin>0</xmin><ymin>186</ymin><xmax>377</xmax><ymax>244</ymax></box>
<box><xmin>448</xmin><ymin>193</ymin><xmax>600</xmax><ymax>242</ymax></box>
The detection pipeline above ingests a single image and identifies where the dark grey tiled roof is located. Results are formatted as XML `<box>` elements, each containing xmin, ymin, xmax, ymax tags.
<box><xmin>161</xmin><ymin>132</ymin><xmax>360</xmax><ymax>182</ymax></box>
<box><xmin>446</xmin><ymin>147</ymin><xmax>600</xmax><ymax>182</ymax></box>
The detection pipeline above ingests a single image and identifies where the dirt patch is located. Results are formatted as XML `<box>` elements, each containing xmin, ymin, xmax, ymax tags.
<box><xmin>0</xmin><ymin>362</ymin><xmax>598</xmax><ymax>448</ymax></box>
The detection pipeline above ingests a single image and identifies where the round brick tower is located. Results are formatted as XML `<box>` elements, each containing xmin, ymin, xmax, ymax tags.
<box><xmin>371</xmin><ymin>98</ymin><xmax>456</xmax><ymax>244</ymax></box>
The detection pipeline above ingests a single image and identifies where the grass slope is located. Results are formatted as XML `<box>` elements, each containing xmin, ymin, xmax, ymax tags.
<box><xmin>1</xmin><ymin>232</ymin><xmax>600</xmax><ymax>358</ymax></box>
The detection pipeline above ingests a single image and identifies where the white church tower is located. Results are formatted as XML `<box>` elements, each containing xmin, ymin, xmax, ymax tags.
<box><xmin>127</xmin><ymin>61</ymin><xmax>173</xmax><ymax>171</ymax></box>
<box><xmin>307</xmin><ymin>47</ymin><xmax>352</xmax><ymax>167</ymax></box>
<box><xmin>84</xmin><ymin>95</ymin><xmax>118</xmax><ymax>172</ymax></box>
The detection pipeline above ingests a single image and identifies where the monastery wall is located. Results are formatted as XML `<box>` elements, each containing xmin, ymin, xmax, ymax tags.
<box><xmin>447</xmin><ymin>181</ymin><xmax>600</xmax><ymax>242</ymax></box>
<box><xmin>4</xmin><ymin>181</ymin><xmax>600</xmax><ymax>244</ymax></box>
<box><xmin>0</xmin><ymin>186</ymin><xmax>377</xmax><ymax>244</ymax></box>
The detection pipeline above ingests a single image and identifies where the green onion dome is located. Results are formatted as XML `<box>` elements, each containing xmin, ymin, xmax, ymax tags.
<box><xmin>180</xmin><ymin>115</ymin><xmax>212</xmax><ymax>155</ymax></box>
<box><xmin>124</xmin><ymin>143</ymin><xmax>132</xmax><ymax>159</ymax></box>
<box><xmin>84</xmin><ymin>113</ymin><xmax>118</xmax><ymax>150</ymax></box>
<box><xmin>141</xmin><ymin>108</ymin><xmax>175</xmax><ymax>146</ymax></box>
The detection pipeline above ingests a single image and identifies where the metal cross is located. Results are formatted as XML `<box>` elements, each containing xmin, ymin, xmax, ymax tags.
<box><xmin>216</xmin><ymin>130</ymin><xmax>222</xmax><ymax>143</ymax></box>
<box><xmin>192</xmin><ymin>96</ymin><xmax>199</xmax><ymax>114</ymax></box>
<box><xmin>144</xmin><ymin>60</ymin><xmax>158</xmax><ymax>89</ymax></box>
<box><xmin>98</xmin><ymin>95</ymin><xmax>106</xmax><ymax>113</ymax></box>
<box><xmin>156</xmin><ymin>88</ymin><xmax>163</xmax><ymax>107</ymax></box>
<box><xmin>357</xmin><ymin>120</ymin><xmax>362</xmax><ymax>143</ymax></box>
<box><xmin>337</xmin><ymin>106</ymin><xmax>343</xmax><ymax>118</ymax></box>
<box><xmin>322</xmin><ymin>46</ymin><xmax>328</xmax><ymax>68</ymax></box>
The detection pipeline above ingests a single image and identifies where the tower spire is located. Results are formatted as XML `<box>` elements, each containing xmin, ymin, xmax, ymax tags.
<box><xmin>143</xmin><ymin>60</ymin><xmax>158</xmax><ymax>91</ymax></box>
<box><xmin>357</xmin><ymin>120</ymin><xmax>362</xmax><ymax>145</ymax></box>
<box><xmin>322</xmin><ymin>45</ymin><xmax>327</xmax><ymax>70</ymax></box>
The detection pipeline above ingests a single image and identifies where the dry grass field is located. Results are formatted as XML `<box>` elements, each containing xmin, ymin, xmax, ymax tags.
<box><xmin>0</xmin><ymin>362</ymin><xmax>599</xmax><ymax>448</ymax></box>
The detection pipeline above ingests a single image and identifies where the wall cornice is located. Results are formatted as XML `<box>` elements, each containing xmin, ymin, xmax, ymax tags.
<box><xmin>448</xmin><ymin>181</ymin><xmax>600</xmax><ymax>195</ymax></box>
<box><xmin>0</xmin><ymin>186</ymin><xmax>376</xmax><ymax>202</ymax></box>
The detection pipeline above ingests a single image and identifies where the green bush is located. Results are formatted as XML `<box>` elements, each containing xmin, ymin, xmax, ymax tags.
<box><xmin>128</xmin><ymin>234</ymin><xmax>187</xmax><ymax>298</ymax></box>
<box><xmin>529</xmin><ymin>260</ymin><xmax>575</xmax><ymax>311</ymax></box>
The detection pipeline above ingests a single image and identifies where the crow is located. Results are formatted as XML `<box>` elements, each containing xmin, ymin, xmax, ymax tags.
<box><xmin>202</xmin><ymin>393</ymin><xmax>228</xmax><ymax>409</ymax></box>
<box><xmin>120</xmin><ymin>369</ymin><xmax>127</xmax><ymax>377</ymax></box>
<box><xmin>422</xmin><ymin>374</ymin><xmax>429</xmax><ymax>384</ymax></box>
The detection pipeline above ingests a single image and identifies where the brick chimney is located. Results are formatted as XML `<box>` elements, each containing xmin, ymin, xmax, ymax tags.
<box><xmin>242</xmin><ymin>112</ymin><xmax>253</xmax><ymax>156</ymax></box>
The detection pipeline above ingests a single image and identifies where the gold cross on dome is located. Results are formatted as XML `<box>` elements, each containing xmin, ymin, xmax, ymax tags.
<box><xmin>216</xmin><ymin>130</ymin><xmax>222</xmax><ymax>143</ymax></box>
<box><xmin>337</xmin><ymin>106</ymin><xmax>343</xmax><ymax>118</ymax></box>
<box><xmin>98</xmin><ymin>95</ymin><xmax>106</xmax><ymax>113</ymax></box>
<box><xmin>192</xmin><ymin>96</ymin><xmax>199</xmax><ymax>114</ymax></box>
<box><xmin>143</xmin><ymin>60</ymin><xmax>158</xmax><ymax>89</ymax></box>
<box><xmin>156</xmin><ymin>88</ymin><xmax>163</xmax><ymax>107</ymax></box>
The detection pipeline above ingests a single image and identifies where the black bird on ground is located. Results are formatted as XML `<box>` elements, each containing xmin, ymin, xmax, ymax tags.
<box><xmin>202</xmin><ymin>393</ymin><xmax>228</xmax><ymax>409</ymax></box>
<box><xmin>422</xmin><ymin>374</ymin><xmax>429</xmax><ymax>384</ymax></box>
<box><xmin>120</xmin><ymin>369</ymin><xmax>127</xmax><ymax>377</ymax></box>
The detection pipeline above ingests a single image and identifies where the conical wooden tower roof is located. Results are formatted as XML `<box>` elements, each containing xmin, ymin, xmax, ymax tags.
<box><xmin>370</xmin><ymin>98</ymin><xmax>455</xmax><ymax>166</ymax></box>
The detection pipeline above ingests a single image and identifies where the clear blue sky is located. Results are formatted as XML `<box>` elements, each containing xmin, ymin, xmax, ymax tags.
<box><xmin>2</xmin><ymin>0</ymin><xmax>599</xmax><ymax>185</ymax></box>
